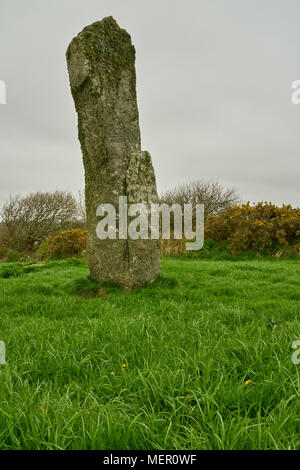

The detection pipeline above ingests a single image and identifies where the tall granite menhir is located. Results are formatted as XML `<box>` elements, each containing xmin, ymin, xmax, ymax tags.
<box><xmin>66</xmin><ymin>17</ymin><xmax>161</xmax><ymax>287</ymax></box>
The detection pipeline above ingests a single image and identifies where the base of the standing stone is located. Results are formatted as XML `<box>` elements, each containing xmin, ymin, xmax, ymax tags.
<box><xmin>87</xmin><ymin>238</ymin><xmax>161</xmax><ymax>289</ymax></box>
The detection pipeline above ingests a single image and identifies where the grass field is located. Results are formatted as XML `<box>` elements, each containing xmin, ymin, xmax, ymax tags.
<box><xmin>0</xmin><ymin>256</ymin><xmax>299</xmax><ymax>450</ymax></box>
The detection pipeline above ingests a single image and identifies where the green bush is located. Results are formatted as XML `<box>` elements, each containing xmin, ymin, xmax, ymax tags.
<box><xmin>0</xmin><ymin>246</ymin><xmax>23</xmax><ymax>262</ymax></box>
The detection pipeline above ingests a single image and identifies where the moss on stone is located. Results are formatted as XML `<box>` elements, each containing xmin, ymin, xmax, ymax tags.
<box><xmin>67</xmin><ymin>16</ymin><xmax>136</xmax><ymax>93</ymax></box>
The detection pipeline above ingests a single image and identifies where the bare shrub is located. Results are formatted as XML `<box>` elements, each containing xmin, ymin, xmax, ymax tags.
<box><xmin>1</xmin><ymin>191</ymin><xmax>78</xmax><ymax>252</ymax></box>
<box><xmin>159</xmin><ymin>180</ymin><xmax>239</xmax><ymax>226</ymax></box>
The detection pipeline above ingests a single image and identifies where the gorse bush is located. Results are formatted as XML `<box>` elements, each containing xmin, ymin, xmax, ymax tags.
<box><xmin>40</xmin><ymin>229</ymin><xmax>87</xmax><ymax>259</ymax></box>
<box><xmin>206</xmin><ymin>202</ymin><xmax>300</xmax><ymax>255</ymax></box>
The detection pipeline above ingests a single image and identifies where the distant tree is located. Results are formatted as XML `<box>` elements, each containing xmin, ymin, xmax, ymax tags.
<box><xmin>1</xmin><ymin>191</ymin><xmax>78</xmax><ymax>252</ymax></box>
<box><xmin>159</xmin><ymin>180</ymin><xmax>240</xmax><ymax>221</ymax></box>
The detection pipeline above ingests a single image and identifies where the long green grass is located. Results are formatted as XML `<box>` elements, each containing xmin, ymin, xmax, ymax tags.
<box><xmin>0</xmin><ymin>256</ymin><xmax>299</xmax><ymax>449</ymax></box>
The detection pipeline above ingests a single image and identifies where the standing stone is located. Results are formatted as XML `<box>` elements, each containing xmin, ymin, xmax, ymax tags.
<box><xmin>66</xmin><ymin>17</ymin><xmax>161</xmax><ymax>288</ymax></box>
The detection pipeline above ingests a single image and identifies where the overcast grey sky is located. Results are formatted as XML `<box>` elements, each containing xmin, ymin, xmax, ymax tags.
<box><xmin>0</xmin><ymin>0</ymin><xmax>300</xmax><ymax>208</ymax></box>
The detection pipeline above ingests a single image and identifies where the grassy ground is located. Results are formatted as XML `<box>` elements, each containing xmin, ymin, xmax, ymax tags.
<box><xmin>0</xmin><ymin>256</ymin><xmax>299</xmax><ymax>450</ymax></box>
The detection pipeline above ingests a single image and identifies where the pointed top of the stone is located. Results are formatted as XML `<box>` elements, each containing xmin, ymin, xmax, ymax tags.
<box><xmin>79</xmin><ymin>16</ymin><xmax>128</xmax><ymax>37</ymax></box>
<box><xmin>86</xmin><ymin>16</ymin><xmax>121</xmax><ymax>30</ymax></box>
<box><xmin>67</xmin><ymin>16</ymin><xmax>133</xmax><ymax>54</ymax></box>
<box><xmin>66</xmin><ymin>16</ymin><xmax>136</xmax><ymax>91</ymax></box>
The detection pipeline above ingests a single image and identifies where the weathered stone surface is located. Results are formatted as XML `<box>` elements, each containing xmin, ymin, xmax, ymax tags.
<box><xmin>66</xmin><ymin>17</ymin><xmax>161</xmax><ymax>287</ymax></box>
